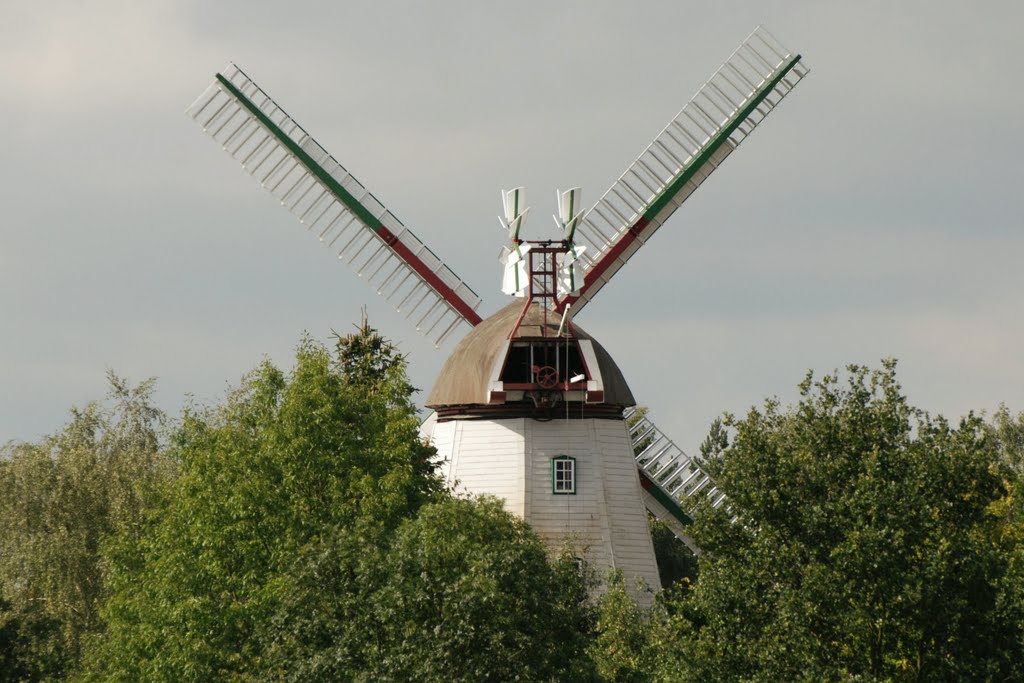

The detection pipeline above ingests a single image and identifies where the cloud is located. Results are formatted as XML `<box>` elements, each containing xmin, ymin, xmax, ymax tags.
<box><xmin>0</xmin><ymin>1</ymin><xmax>196</xmax><ymax>111</ymax></box>
<box><xmin>3</xmin><ymin>0</ymin><xmax>1023</xmax><ymax>450</ymax></box>
<box><xmin>594</xmin><ymin>302</ymin><xmax>1024</xmax><ymax>452</ymax></box>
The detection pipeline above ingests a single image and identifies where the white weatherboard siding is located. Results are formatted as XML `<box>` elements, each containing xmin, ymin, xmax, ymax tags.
<box><xmin>425</xmin><ymin>416</ymin><xmax>660</xmax><ymax>604</ymax></box>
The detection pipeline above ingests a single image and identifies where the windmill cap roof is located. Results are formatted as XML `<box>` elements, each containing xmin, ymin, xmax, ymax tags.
<box><xmin>425</xmin><ymin>301</ymin><xmax>635</xmax><ymax>408</ymax></box>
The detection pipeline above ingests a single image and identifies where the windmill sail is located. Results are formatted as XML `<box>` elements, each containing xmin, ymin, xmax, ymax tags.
<box><xmin>186</xmin><ymin>63</ymin><xmax>483</xmax><ymax>346</ymax></box>
<box><xmin>556</xmin><ymin>26</ymin><xmax>809</xmax><ymax>316</ymax></box>
<box><xmin>626</xmin><ymin>406</ymin><xmax>729</xmax><ymax>547</ymax></box>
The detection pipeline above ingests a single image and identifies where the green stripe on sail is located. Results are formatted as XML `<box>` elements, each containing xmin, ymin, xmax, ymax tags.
<box><xmin>215</xmin><ymin>73</ymin><xmax>383</xmax><ymax>233</ymax></box>
<box><xmin>513</xmin><ymin>246</ymin><xmax>523</xmax><ymax>291</ymax></box>
<box><xmin>642</xmin><ymin>472</ymin><xmax>694</xmax><ymax>526</ymax></box>
<box><xmin>566</xmin><ymin>191</ymin><xmax>577</xmax><ymax>241</ymax></box>
<box><xmin>642</xmin><ymin>54</ymin><xmax>802</xmax><ymax>224</ymax></box>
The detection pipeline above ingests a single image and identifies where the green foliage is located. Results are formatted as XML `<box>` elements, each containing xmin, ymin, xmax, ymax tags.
<box><xmin>589</xmin><ymin>572</ymin><xmax>654</xmax><ymax>683</ymax></box>
<box><xmin>373</xmin><ymin>496</ymin><xmax>594</xmax><ymax>681</ymax></box>
<box><xmin>12</xmin><ymin>339</ymin><xmax>1024</xmax><ymax>681</ymax></box>
<box><xmin>332</xmin><ymin>315</ymin><xmax>413</xmax><ymax>394</ymax></box>
<box><xmin>984</xmin><ymin>405</ymin><xmax>1024</xmax><ymax>676</ymax></box>
<box><xmin>987</xmin><ymin>404</ymin><xmax>1024</xmax><ymax>473</ymax></box>
<box><xmin>0</xmin><ymin>595</ymin><xmax>62</xmax><ymax>683</ymax></box>
<box><xmin>648</xmin><ymin>518</ymin><xmax>697</xmax><ymax>589</ymax></box>
<box><xmin>81</xmin><ymin>327</ymin><xmax>598</xmax><ymax>682</ymax></box>
<box><xmin>663</xmin><ymin>361</ymin><xmax>1022</xmax><ymax>682</ymax></box>
<box><xmin>262</xmin><ymin>496</ymin><xmax>595</xmax><ymax>681</ymax></box>
<box><xmin>0</xmin><ymin>373</ymin><xmax>167</xmax><ymax>681</ymax></box>
<box><xmin>698</xmin><ymin>416</ymin><xmax>728</xmax><ymax>462</ymax></box>
<box><xmin>80</xmin><ymin>332</ymin><xmax>437</xmax><ymax>681</ymax></box>
<box><xmin>586</xmin><ymin>566</ymin><xmax>707</xmax><ymax>683</ymax></box>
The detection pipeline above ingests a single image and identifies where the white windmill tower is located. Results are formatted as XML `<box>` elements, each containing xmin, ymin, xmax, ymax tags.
<box><xmin>186</xmin><ymin>26</ymin><xmax>809</xmax><ymax>603</ymax></box>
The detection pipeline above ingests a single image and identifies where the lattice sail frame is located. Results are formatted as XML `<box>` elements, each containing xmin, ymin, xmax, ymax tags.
<box><xmin>186</xmin><ymin>64</ymin><xmax>483</xmax><ymax>346</ymax></box>
<box><xmin>626</xmin><ymin>406</ymin><xmax>728</xmax><ymax>521</ymax></box>
<box><xmin>557</xmin><ymin>26</ymin><xmax>809</xmax><ymax>315</ymax></box>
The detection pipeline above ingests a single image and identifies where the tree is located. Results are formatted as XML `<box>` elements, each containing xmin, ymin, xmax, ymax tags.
<box><xmin>0</xmin><ymin>373</ymin><xmax>167</xmax><ymax>680</ymax></box>
<box><xmin>588</xmin><ymin>571</ymin><xmax>655</xmax><ymax>683</ymax></box>
<box><xmin>658</xmin><ymin>361</ymin><xmax>1022</xmax><ymax>682</ymax></box>
<box><xmin>987</xmin><ymin>404</ymin><xmax>1024</xmax><ymax>474</ymax></box>
<box><xmin>371</xmin><ymin>496</ymin><xmax>594</xmax><ymax>682</ymax></box>
<box><xmin>80</xmin><ymin>330</ymin><xmax>437</xmax><ymax>681</ymax></box>
<box><xmin>648</xmin><ymin>519</ymin><xmax>697</xmax><ymax>589</ymax></box>
<box><xmin>262</xmin><ymin>496</ymin><xmax>596</xmax><ymax>682</ymax></box>
<box><xmin>984</xmin><ymin>405</ymin><xmax>1024</xmax><ymax>676</ymax></box>
<box><xmin>82</xmin><ymin>327</ymin><xmax>599</xmax><ymax>682</ymax></box>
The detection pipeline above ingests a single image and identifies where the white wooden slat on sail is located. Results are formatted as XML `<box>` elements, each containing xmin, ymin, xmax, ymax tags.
<box><xmin>186</xmin><ymin>63</ymin><xmax>483</xmax><ymax>346</ymax></box>
<box><xmin>626</xmin><ymin>407</ymin><xmax>729</xmax><ymax>542</ymax></box>
<box><xmin>562</xmin><ymin>26</ymin><xmax>809</xmax><ymax>316</ymax></box>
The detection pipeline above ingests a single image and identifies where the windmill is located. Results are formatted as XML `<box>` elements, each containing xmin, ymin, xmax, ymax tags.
<box><xmin>186</xmin><ymin>26</ymin><xmax>808</xmax><ymax>603</ymax></box>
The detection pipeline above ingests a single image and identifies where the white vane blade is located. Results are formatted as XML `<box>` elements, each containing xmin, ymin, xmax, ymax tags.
<box><xmin>557</xmin><ymin>26</ymin><xmax>809</xmax><ymax>316</ymax></box>
<box><xmin>186</xmin><ymin>63</ymin><xmax>483</xmax><ymax>347</ymax></box>
<box><xmin>557</xmin><ymin>245</ymin><xmax>586</xmax><ymax>297</ymax></box>
<box><xmin>503</xmin><ymin>187</ymin><xmax>525</xmax><ymax>222</ymax></box>
<box><xmin>501</xmin><ymin>187</ymin><xmax>529</xmax><ymax>242</ymax></box>
<box><xmin>500</xmin><ymin>243</ymin><xmax>532</xmax><ymax>296</ymax></box>
<box><xmin>626</xmin><ymin>406</ymin><xmax>729</xmax><ymax>546</ymax></box>
<box><xmin>555</xmin><ymin>187</ymin><xmax>584</xmax><ymax>241</ymax></box>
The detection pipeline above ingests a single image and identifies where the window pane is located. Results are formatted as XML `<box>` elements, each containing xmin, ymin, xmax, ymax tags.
<box><xmin>552</xmin><ymin>457</ymin><xmax>575</xmax><ymax>493</ymax></box>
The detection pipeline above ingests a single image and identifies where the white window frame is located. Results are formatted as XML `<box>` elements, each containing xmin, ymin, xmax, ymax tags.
<box><xmin>551</xmin><ymin>455</ymin><xmax>576</xmax><ymax>495</ymax></box>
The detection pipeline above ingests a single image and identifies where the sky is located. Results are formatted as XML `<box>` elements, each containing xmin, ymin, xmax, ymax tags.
<box><xmin>2</xmin><ymin>0</ymin><xmax>1022</xmax><ymax>454</ymax></box>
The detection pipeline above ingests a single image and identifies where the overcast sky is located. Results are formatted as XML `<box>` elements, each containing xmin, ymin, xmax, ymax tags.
<box><xmin>2</xmin><ymin>0</ymin><xmax>1022</xmax><ymax>453</ymax></box>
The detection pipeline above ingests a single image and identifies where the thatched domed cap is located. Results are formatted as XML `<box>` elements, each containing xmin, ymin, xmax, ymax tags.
<box><xmin>425</xmin><ymin>301</ymin><xmax>635</xmax><ymax>408</ymax></box>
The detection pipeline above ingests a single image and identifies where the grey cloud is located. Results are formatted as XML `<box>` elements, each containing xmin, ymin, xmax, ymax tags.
<box><xmin>2</xmin><ymin>0</ymin><xmax>1023</xmax><ymax>452</ymax></box>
